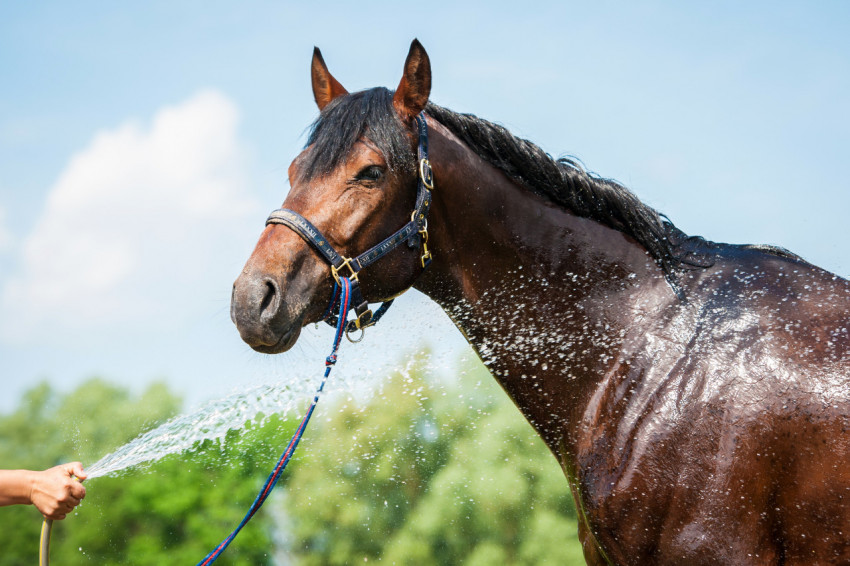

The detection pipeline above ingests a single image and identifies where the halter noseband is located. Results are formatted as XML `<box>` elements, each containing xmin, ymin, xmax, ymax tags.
<box><xmin>265</xmin><ymin>112</ymin><xmax>434</xmax><ymax>341</ymax></box>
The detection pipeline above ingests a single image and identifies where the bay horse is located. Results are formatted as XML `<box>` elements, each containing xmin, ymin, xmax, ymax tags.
<box><xmin>231</xmin><ymin>40</ymin><xmax>850</xmax><ymax>564</ymax></box>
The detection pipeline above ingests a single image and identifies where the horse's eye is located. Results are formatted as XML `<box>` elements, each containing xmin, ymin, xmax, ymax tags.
<box><xmin>355</xmin><ymin>165</ymin><xmax>384</xmax><ymax>183</ymax></box>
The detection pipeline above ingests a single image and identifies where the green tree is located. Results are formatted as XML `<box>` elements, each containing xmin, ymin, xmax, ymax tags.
<box><xmin>0</xmin><ymin>378</ymin><xmax>291</xmax><ymax>565</ymax></box>
<box><xmin>283</xmin><ymin>356</ymin><xmax>585</xmax><ymax>565</ymax></box>
<box><xmin>0</xmin><ymin>378</ymin><xmax>181</xmax><ymax>564</ymax></box>
<box><xmin>1</xmin><ymin>356</ymin><xmax>586</xmax><ymax>565</ymax></box>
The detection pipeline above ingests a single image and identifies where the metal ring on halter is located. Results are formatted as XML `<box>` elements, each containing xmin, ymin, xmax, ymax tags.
<box><xmin>345</xmin><ymin>325</ymin><xmax>366</xmax><ymax>343</ymax></box>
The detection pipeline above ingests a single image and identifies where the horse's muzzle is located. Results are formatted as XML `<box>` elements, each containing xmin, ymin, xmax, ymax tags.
<box><xmin>230</xmin><ymin>273</ymin><xmax>302</xmax><ymax>353</ymax></box>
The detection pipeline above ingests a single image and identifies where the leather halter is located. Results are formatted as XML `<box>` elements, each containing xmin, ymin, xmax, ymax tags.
<box><xmin>265</xmin><ymin>112</ymin><xmax>434</xmax><ymax>340</ymax></box>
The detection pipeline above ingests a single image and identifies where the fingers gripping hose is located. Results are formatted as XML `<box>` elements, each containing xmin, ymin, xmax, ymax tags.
<box><xmin>39</xmin><ymin>475</ymin><xmax>81</xmax><ymax>566</ymax></box>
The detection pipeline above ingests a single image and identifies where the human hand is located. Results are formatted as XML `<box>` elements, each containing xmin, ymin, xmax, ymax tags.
<box><xmin>30</xmin><ymin>462</ymin><xmax>87</xmax><ymax>520</ymax></box>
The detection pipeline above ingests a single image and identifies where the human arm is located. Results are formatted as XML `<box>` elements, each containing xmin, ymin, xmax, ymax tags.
<box><xmin>0</xmin><ymin>462</ymin><xmax>87</xmax><ymax>520</ymax></box>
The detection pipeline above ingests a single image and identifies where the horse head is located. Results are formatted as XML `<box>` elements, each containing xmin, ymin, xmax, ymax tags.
<box><xmin>231</xmin><ymin>40</ymin><xmax>433</xmax><ymax>353</ymax></box>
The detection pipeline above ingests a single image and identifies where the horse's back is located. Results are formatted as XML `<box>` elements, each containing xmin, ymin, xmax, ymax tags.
<box><xmin>666</xmin><ymin>249</ymin><xmax>850</xmax><ymax>563</ymax></box>
<box><xmin>576</xmin><ymin>248</ymin><xmax>850</xmax><ymax>564</ymax></box>
<box><xmin>738</xmin><ymin>251</ymin><xmax>850</xmax><ymax>562</ymax></box>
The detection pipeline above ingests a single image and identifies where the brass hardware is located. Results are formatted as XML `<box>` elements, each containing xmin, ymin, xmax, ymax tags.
<box><xmin>354</xmin><ymin>309</ymin><xmax>373</xmax><ymax>330</ymax></box>
<box><xmin>418</xmin><ymin>218</ymin><xmax>431</xmax><ymax>267</ymax></box>
<box><xmin>345</xmin><ymin>325</ymin><xmax>366</xmax><ymax>343</ymax></box>
<box><xmin>419</xmin><ymin>158</ymin><xmax>434</xmax><ymax>190</ymax></box>
<box><xmin>420</xmin><ymin>243</ymin><xmax>432</xmax><ymax>268</ymax></box>
<box><xmin>343</xmin><ymin>307</ymin><xmax>374</xmax><ymax>343</ymax></box>
<box><xmin>331</xmin><ymin>257</ymin><xmax>359</xmax><ymax>284</ymax></box>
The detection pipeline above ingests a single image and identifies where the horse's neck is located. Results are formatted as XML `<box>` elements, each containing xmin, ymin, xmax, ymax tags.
<box><xmin>417</xmin><ymin>120</ymin><xmax>674</xmax><ymax>452</ymax></box>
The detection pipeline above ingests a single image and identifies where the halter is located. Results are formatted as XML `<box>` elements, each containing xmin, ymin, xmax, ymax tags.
<box><xmin>265</xmin><ymin>112</ymin><xmax>434</xmax><ymax>341</ymax></box>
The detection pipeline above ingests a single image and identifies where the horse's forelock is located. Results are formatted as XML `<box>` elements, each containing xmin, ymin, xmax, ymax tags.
<box><xmin>299</xmin><ymin>87</ymin><xmax>415</xmax><ymax>183</ymax></box>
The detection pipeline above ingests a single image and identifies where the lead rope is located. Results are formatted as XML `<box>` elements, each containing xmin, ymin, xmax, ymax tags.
<box><xmin>36</xmin><ymin>281</ymin><xmax>354</xmax><ymax>566</ymax></box>
<box><xmin>197</xmin><ymin>277</ymin><xmax>354</xmax><ymax>566</ymax></box>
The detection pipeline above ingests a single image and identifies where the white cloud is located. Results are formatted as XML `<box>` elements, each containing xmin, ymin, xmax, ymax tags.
<box><xmin>1</xmin><ymin>90</ymin><xmax>259</xmax><ymax>342</ymax></box>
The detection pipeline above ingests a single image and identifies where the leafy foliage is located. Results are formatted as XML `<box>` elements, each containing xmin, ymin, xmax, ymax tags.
<box><xmin>0</xmin><ymin>357</ymin><xmax>585</xmax><ymax>565</ymax></box>
<box><xmin>0</xmin><ymin>378</ymin><xmax>286</xmax><ymax>565</ymax></box>
<box><xmin>284</xmin><ymin>356</ymin><xmax>585</xmax><ymax>565</ymax></box>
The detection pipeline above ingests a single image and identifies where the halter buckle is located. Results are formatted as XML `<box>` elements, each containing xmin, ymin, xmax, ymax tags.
<box><xmin>331</xmin><ymin>257</ymin><xmax>359</xmax><ymax>284</ymax></box>
<box><xmin>419</xmin><ymin>158</ymin><xmax>434</xmax><ymax>190</ymax></box>
<box><xmin>354</xmin><ymin>309</ymin><xmax>373</xmax><ymax>330</ymax></box>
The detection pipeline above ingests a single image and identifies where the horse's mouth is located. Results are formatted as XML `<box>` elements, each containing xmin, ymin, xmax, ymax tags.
<box><xmin>250</xmin><ymin>320</ymin><xmax>303</xmax><ymax>354</ymax></box>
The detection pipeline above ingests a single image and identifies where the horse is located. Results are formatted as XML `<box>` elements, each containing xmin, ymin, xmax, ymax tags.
<box><xmin>231</xmin><ymin>40</ymin><xmax>850</xmax><ymax>565</ymax></box>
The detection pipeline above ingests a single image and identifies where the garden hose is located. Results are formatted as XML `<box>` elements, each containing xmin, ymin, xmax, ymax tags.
<box><xmin>38</xmin><ymin>475</ymin><xmax>81</xmax><ymax>566</ymax></box>
<box><xmin>39</xmin><ymin>518</ymin><xmax>53</xmax><ymax>566</ymax></box>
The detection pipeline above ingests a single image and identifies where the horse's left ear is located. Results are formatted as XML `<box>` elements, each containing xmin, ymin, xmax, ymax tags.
<box><xmin>393</xmin><ymin>39</ymin><xmax>431</xmax><ymax>122</ymax></box>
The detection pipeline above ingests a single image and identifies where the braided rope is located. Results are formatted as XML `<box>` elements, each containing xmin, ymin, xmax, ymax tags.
<box><xmin>197</xmin><ymin>277</ymin><xmax>353</xmax><ymax>565</ymax></box>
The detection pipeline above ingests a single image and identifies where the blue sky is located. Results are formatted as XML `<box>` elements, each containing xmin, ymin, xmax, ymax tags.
<box><xmin>1</xmin><ymin>1</ymin><xmax>848</xmax><ymax>413</ymax></box>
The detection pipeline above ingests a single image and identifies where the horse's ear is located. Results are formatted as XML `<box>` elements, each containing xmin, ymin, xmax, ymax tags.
<box><xmin>393</xmin><ymin>39</ymin><xmax>431</xmax><ymax>122</ymax></box>
<box><xmin>311</xmin><ymin>47</ymin><xmax>348</xmax><ymax>111</ymax></box>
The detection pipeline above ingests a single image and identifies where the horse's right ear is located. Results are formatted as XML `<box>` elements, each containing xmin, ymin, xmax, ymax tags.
<box><xmin>311</xmin><ymin>47</ymin><xmax>348</xmax><ymax>111</ymax></box>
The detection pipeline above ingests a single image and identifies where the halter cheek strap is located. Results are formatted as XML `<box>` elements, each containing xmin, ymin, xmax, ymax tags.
<box><xmin>265</xmin><ymin>112</ymin><xmax>434</xmax><ymax>340</ymax></box>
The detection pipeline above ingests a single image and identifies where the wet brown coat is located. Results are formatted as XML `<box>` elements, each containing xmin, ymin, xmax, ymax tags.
<box><xmin>231</xmin><ymin>41</ymin><xmax>850</xmax><ymax>564</ymax></box>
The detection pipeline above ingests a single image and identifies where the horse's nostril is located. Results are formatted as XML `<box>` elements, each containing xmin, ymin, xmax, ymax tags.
<box><xmin>259</xmin><ymin>279</ymin><xmax>278</xmax><ymax>316</ymax></box>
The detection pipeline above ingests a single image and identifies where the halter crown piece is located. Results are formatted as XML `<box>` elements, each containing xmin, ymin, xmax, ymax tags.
<box><xmin>265</xmin><ymin>112</ymin><xmax>434</xmax><ymax>341</ymax></box>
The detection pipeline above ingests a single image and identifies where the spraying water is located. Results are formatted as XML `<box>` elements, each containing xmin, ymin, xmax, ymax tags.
<box><xmin>84</xmin><ymin>379</ymin><xmax>317</xmax><ymax>479</ymax></box>
<box><xmin>82</xmin><ymin>294</ymin><xmax>466</xmax><ymax>480</ymax></box>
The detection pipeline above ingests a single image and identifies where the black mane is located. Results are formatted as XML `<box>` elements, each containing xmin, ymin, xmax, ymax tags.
<box><xmin>423</xmin><ymin>103</ymin><xmax>718</xmax><ymax>279</ymax></box>
<box><xmin>301</xmin><ymin>87</ymin><xmax>802</xmax><ymax>284</ymax></box>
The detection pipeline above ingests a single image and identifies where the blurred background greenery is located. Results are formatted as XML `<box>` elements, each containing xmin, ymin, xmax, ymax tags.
<box><xmin>0</xmin><ymin>356</ymin><xmax>585</xmax><ymax>565</ymax></box>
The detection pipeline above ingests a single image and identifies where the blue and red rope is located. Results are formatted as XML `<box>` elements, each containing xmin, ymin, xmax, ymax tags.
<box><xmin>197</xmin><ymin>277</ymin><xmax>353</xmax><ymax>566</ymax></box>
